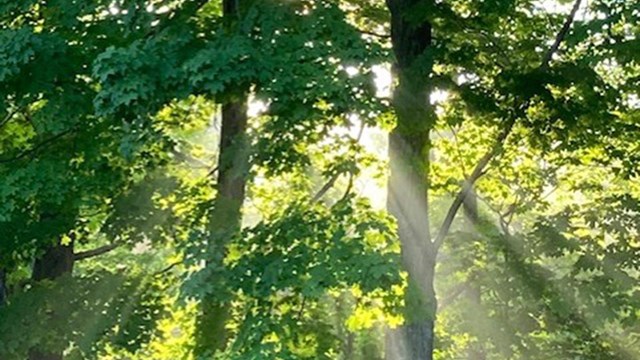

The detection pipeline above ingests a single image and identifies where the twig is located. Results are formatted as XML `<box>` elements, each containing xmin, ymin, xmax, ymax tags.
<box><xmin>448</xmin><ymin>124</ymin><xmax>468</xmax><ymax>177</ymax></box>
<box><xmin>207</xmin><ymin>165</ymin><xmax>219</xmax><ymax>178</ymax></box>
<box><xmin>311</xmin><ymin>119</ymin><xmax>366</xmax><ymax>204</ymax></box>
<box><xmin>154</xmin><ymin>261</ymin><xmax>182</xmax><ymax>276</ymax></box>
<box><xmin>474</xmin><ymin>193</ymin><xmax>512</xmax><ymax>235</ymax></box>
<box><xmin>357</xmin><ymin>28</ymin><xmax>391</xmax><ymax>39</ymax></box>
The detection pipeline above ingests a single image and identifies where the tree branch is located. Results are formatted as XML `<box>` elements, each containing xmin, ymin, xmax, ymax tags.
<box><xmin>311</xmin><ymin>120</ymin><xmax>366</xmax><ymax>204</ymax></box>
<box><xmin>541</xmin><ymin>0</ymin><xmax>583</xmax><ymax>68</ymax></box>
<box><xmin>311</xmin><ymin>172</ymin><xmax>341</xmax><ymax>203</ymax></box>
<box><xmin>357</xmin><ymin>28</ymin><xmax>391</xmax><ymax>39</ymax></box>
<box><xmin>74</xmin><ymin>243</ymin><xmax>119</xmax><ymax>261</ymax></box>
<box><xmin>434</xmin><ymin>118</ymin><xmax>515</xmax><ymax>250</ymax></box>
<box><xmin>432</xmin><ymin>0</ymin><xmax>582</xmax><ymax>250</ymax></box>
<box><xmin>340</xmin><ymin>172</ymin><xmax>355</xmax><ymax>202</ymax></box>
<box><xmin>154</xmin><ymin>261</ymin><xmax>181</xmax><ymax>276</ymax></box>
<box><xmin>0</xmin><ymin>129</ymin><xmax>74</xmax><ymax>164</ymax></box>
<box><xmin>474</xmin><ymin>193</ymin><xmax>513</xmax><ymax>235</ymax></box>
<box><xmin>438</xmin><ymin>281</ymin><xmax>470</xmax><ymax>311</ymax></box>
<box><xmin>0</xmin><ymin>108</ymin><xmax>20</xmax><ymax>130</ymax></box>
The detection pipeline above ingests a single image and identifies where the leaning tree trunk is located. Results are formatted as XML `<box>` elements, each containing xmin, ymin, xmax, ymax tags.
<box><xmin>385</xmin><ymin>0</ymin><xmax>437</xmax><ymax>359</ymax></box>
<box><xmin>194</xmin><ymin>95</ymin><xmax>250</xmax><ymax>356</ymax></box>
<box><xmin>28</xmin><ymin>241</ymin><xmax>75</xmax><ymax>360</ymax></box>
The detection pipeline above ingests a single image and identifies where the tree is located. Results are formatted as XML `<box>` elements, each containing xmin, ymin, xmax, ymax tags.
<box><xmin>1</xmin><ymin>1</ymin><xmax>401</xmax><ymax>358</ymax></box>
<box><xmin>1</xmin><ymin>0</ymin><xmax>638</xmax><ymax>359</ymax></box>
<box><xmin>385</xmin><ymin>0</ymin><xmax>436</xmax><ymax>357</ymax></box>
<box><xmin>180</xmin><ymin>0</ymin><xmax>403</xmax><ymax>357</ymax></box>
<box><xmin>383</xmin><ymin>0</ymin><xmax>639</xmax><ymax>358</ymax></box>
<box><xmin>193</xmin><ymin>0</ymin><xmax>250</xmax><ymax>355</ymax></box>
<box><xmin>0</xmin><ymin>1</ymin><xmax>194</xmax><ymax>358</ymax></box>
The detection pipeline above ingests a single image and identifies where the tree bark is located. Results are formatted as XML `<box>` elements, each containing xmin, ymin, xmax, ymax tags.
<box><xmin>194</xmin><ymin>97</ymin><xmax>249</xmax><ymax>356</ymax></box>
<box><xmin>29</xmin><ymin>241</ymin><xmax>75</xmax><ymax>360</ymax></box>
<box><xmin>385</xmin><ymin>0</ymin><xmax>436</xmax><ymax>359</ymax></box>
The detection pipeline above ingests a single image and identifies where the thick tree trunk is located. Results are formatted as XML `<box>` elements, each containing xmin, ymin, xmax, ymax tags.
<box><xmin>386</xmin><ymin>129</ymin><xmax>437</xmax><ymax>360</ymax></box>
<box><xmin>385</xmin><ymin>0</ymin><xmax>436</xmax><ymax>359</ymax></box>
<box><xmin>29</xmin><ymin>241</ymin><xmax>74</xmax><ymax>360</ymax></box>
<box><xmin>194</xmin><ymin>98</ymin><xmax>249</xmax><ymax>356</ymax></box>
<box><xmin>32</xmin><ymin>243</ymin><xmax>74</xmax><ymax>282</ymax></box>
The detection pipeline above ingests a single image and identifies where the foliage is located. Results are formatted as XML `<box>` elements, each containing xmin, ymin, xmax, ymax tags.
<box><xmin>0</xmin><ymin>0</ymin><xmax>638</xmax><ymax>359</ymax></box>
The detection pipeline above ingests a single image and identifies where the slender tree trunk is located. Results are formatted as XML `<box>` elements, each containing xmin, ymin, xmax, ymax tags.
<box><xmin>193</xmin><ymin>0</ymin><xmax>250</xmax><ymax>355</ymax></box>
<box><xmin>0</xmin><ymin>268</ymin><xmax>7</xmax><ymax>307</ymax></box>
<box><xmin>194</xmin><ymin>96</ymin><xmax>250</xmax><ymax>356</ymax></box>
<box><xmin>29</xmin><ymin>241</ymin><xmax>75</xmax><ymax>360</ymax></box>
<box><xmin>385</xmin><ymin>0</ymin><xmax>436</xmax><ymax>359</ymax></box>
<box><xmin>466</xmin><ymin>284</ymin><xmax>487</xmax><ymax>360</ymax></box>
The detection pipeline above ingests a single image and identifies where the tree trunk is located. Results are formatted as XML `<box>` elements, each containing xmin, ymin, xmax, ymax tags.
<box><xmin>386</xmin><ymin>129</ymin><xmax>437</xmax><ymax>360</ymax></box>
<box><xmin>192</xmin><ymin>0</ymin><xmax>250</xmax><ymax>355</ymax></box>
<box><xmin>0</xmin><ymin>268</ymin><xmax>7</xmax><ymax>307</ymax></box>
<box><xmin>29</xmin><ymin>241</ymin><xmax>75</xmax><ymax>360</ymax></box>
<box><xmin>194</xmin><ymin>97</ymin><xmax>249</xmax><ymax>356</ymax></box>
<box><xmin>385</xmin><ymin>0</ymin><xmax>436</xmax><ymax>359</ymax></box>
<box><xmin>28</xmin><ymin>351</ymin><xmax>67</xmax><ymax>360</ymax></box>
<box><xmin>31</xmin><ymin>243</ymin><xmax>75</xmax><ymax>282</ymax></box>
<box><xmin>462</xmin><ymin>189</ymin><xmax>487</xmax><ymax>360</ymax></box>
